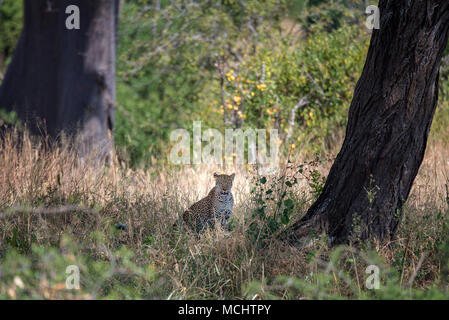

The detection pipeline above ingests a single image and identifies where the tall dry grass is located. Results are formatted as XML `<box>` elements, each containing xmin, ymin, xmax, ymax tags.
<box><xmin>1</xmin><ymin>129</ymin><xmax>449</xmax><ymax>299</ymax></box>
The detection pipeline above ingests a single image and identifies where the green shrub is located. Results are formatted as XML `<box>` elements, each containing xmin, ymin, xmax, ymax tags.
<box><xmin>115</xmin><ymin>0</ymin><xmax>369</xmax><ymax>166</ymax></box>
<box><xmin>0</xmin><ymin>0</ymin><xmax>23</xmax><ymax>71</ymax></box>
<box><xmin>246</xmin><ymin>164</ymin><xmax>308</xmax><ymax>247</ymax></box>
<box><xmin>244</xmin><ymin>243</ymin><xmax>449</xmax><ymax>300</ymax></box>
<box><xmin>0</xmin><ymin>234</ymin><xmax>160</xmax><ymax>299</ymax></box>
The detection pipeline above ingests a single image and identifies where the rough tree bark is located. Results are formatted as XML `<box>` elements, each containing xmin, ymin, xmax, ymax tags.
<box><xmin>283</xmin><ymin>1</ymin><xmax>449</xmax><ymax>246</ymax></box>
<box><xmin>0</xmin><ymin>0</ymin><xmax>119</xmax><ymax>159</ymax></box>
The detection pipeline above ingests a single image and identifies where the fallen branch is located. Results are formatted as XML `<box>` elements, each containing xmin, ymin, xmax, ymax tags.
<box><xmin>0</xmin><ymin>205</ymin><xmax>98</xmax><ymax>220</ymax></box>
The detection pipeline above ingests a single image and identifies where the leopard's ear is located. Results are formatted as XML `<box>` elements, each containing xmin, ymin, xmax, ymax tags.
<box><xmin>213</xmin><ymin>172</ymin><xmax>219</xmax><ymax>178</ymax></box>
<box><xmin>230</xmin><ymin>173</ymin><xmax>235</xmax><ymax>180</ymax></box>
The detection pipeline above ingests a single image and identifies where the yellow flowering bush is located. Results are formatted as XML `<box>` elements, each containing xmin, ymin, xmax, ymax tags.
<box><xmin>220</xmin><ymin>24</ymin><xmax>368</xmax><ymax>156</ymax></box>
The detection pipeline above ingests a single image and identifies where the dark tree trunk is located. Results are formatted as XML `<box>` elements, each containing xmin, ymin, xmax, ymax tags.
<box><xmin>283</xmin><ymin>1</ymin><xmax>449</xmax><ymax>246</ymax></box>
<box><xmin>0</xmin><ymin>0</ymin><xmax>119</xmax><ymax>159</ymax></box>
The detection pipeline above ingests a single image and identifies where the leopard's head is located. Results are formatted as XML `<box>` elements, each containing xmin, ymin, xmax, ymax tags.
<box><xmin>213</xmin><ymin>172</ymin><xmax>235</xmax><ymax>196</ymax></box>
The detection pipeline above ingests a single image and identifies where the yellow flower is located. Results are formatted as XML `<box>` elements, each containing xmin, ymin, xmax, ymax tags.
<box><xmin>257</xmin><ymin>83</ymin><xmax>267</xmax><ymax>91</ymax></box>
<box><xmin>233</xmin><ymin>95</ymin><xmax>242</xmax><ymax>104</ymax></box>
<box><xmin>250</xmin><ymin>91</ymin><xmax>255</xmax><ymax>97</ymax></box>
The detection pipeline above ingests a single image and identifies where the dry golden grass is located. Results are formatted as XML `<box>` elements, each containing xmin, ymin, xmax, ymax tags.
<box><xmin>1</xmin><ymin>129</ymin><xmax>448</xmax><ymax>299</ymax></box>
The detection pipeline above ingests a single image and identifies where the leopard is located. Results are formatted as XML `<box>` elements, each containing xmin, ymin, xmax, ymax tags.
<box><xmin>180</xmin><ymin>172</ymin><xmax>235</xmax><ymax>234</ymax></box>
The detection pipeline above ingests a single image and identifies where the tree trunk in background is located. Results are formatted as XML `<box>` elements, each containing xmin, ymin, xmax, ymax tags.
<box><xmin>0</xmin><ymin>0</ymin><xmax>119</xmax><ymax>160</ymax></box>
<box><xmin>283</xmin><ymin>1</ymin><xmax>449</xmax><ymax>246</ymax></box>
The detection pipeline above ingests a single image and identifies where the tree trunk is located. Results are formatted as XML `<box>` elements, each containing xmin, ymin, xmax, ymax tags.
<box><xmin>283</xmin><ymin>0</ymin><xmax>449</xmax><ymax>246</ymax></box>
<box><xmin>0</xmin><ymin>0</ymin><xmax>119</xmax><ymax>160</ymax></box>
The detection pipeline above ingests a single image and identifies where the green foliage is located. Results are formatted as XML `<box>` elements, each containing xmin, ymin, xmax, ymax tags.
<box><xmin>1</xmin><ymin>0</ymin><xmax>449</xmax><ymax>165</ymax></box>
<box><xmin>0</xmin><ymin>108</ymin><xmax>20</xmax><ymax>128</ymax></box>
<box><xmin>0</xmin><ymin>0</ymin><xmax>23</xmax><ymax>71</ymax></box>
<box><xmin>299</xmin><ymin>0</ymin><xmax>365</xmax><ymax>33</ymax></box>
<box><xmin>114</xmin><ymin>0</ymin><xmax>369</xmax><ymax>166</ymax></box>
<box><xmin>247</xmin><ymin>165</ymin><xmax>305</xmax><ymax>246</ymax></box>
<box><xmin>308</xmin><ymin>169</ymin><xmax>325</xmax><ymax>199</ymax></box>
<box><xmin>0</xmin><ymin>234</ymin><xmax>159</xmax><ymax>299</ymax></box>
<box><xmin>430</xmin><ymin>53</ymin><xmax>449</xmax><ymax>143</ymax></box>
<box><xmin>245</xmin><ymin>244</ymin><xmax>449</xmax><ymax>300</ymax></box>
